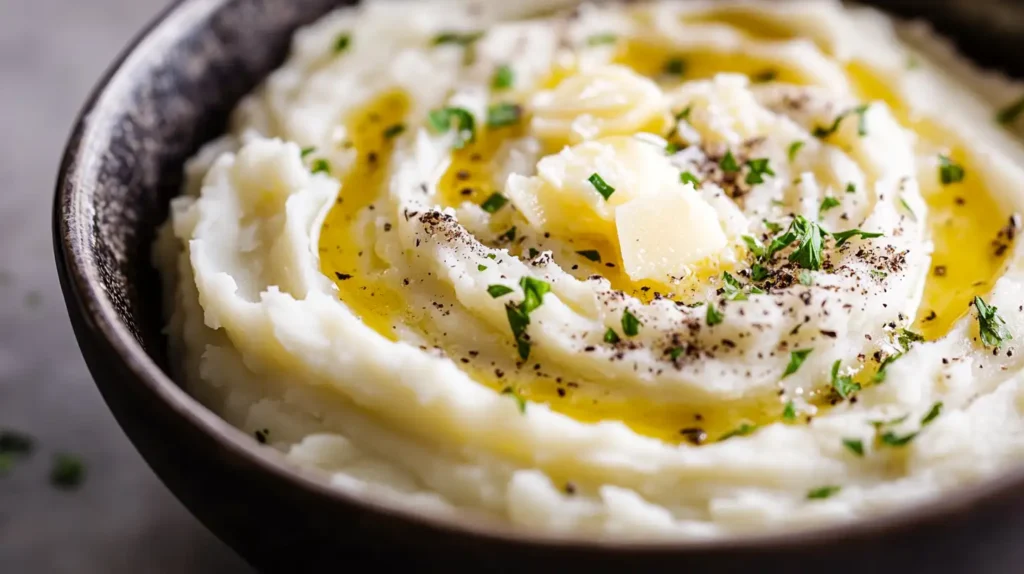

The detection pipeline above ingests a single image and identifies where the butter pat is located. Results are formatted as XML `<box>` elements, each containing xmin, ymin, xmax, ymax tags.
<box><xmin>617</xmin><ymin>188</ymin><xmax>728</xmax><ymax>282</ymax></box>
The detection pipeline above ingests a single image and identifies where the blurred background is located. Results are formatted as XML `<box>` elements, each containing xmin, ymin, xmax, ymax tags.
<box><xmin>0</xmin><ymin>0</ymin><xmax>251</xmax><ymax>571</ymax></box>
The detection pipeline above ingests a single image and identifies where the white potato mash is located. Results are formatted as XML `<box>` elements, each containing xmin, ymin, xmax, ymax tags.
<box><xmin>155</xmin><ymin>0</ymin><xmax>1024</xmax><ymax>538</ymax></box>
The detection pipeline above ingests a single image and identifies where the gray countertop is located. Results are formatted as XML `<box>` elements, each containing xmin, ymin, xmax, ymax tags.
<box><xmin>0</xmin><ymin>0</ymin><xmax>251</xmax><ymax>571</ymax></box>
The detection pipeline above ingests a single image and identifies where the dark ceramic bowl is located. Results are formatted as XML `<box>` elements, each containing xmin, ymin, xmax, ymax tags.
<box><xmin>53</xmin><ymin>0</ymin><xmax>1024</xmax><ymax>571</ymax></box>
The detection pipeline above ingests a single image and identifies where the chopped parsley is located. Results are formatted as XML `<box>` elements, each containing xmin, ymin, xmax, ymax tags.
<box><xmin>300</xmin><ymin>146</ymin><xmax>316</xmax><ymax>158</ymax></box>
<box><xmin>310</xmin><ymin>159</ymin><xmax>331</xmax><ymax>174</ymax></box>
<box><xmin>751</xmin><ymin>263</ymin><xmax>770</xmax><ymax>282</ymax></box>
<box><xmin>719</xmin><ymin>422</ymin><xmax>757</xmax><ymax>441</ymax></box>
<box><xmin>505</xmin><ymin>302</ymin><xmax>531</xmax><ymax>360</ymax></box>
<box><xmin>798</xmin><ymin>270</ymin><xmax>813</xmax><ymax>286</ymax></box>
<box><xmin>764</xmin><ymin>220</ymin><xmax>783</xmax><ymax>234</ymax></box>
<box><xmin>938</xmin><ymin>154</ymin><xmax>965</xmax><ymax>185</ymax></box>
<box><xmin>721</xmin><ymin>272</ymin><xmax>746</xmax><ymax>301</ymax></box>
<box><xmin>487</xmin><ymin>284</ymin><xmax>514</xmax><ymax>298</ymax></box>
<box><xmin>706</xmin><ymin>302</ymin><xmax>724</xmax><ymax>326</ymax></box>
<box><xmin>873</xmin><ymin>352</ymin><xmax>902</xmax><ymax>383</ymax></box>
<box><xmin>428</xmin><ymin>107</ymin><xmax>476</xmax><ymax>149</ymax></box>
<box><xmin>669</xmin><ymin>346</ymin><xmax>685</xmax><ymax>361</ymax></box>
<box><xmin>742</xmin><ymin>235</ymin><xmax>765</xmax><ymax>257</ymax></box>
<box><xmin>879</xmin><ymin>430</ymin><xmax>917</xmax><ymax>447</ymax></box>
<box><xmin>333</xmin><ymin>33</ymin><xmax>351</xmax><ymax>53</ymax></box>
<box><xmin>477</xmin><ymin>264</ymin><xmax>488</xmax><ymax>272</ymax></box>
<box><xmin>896</xmin><ymin>328</ymin><xmax>923</xmax><ymax>352</ymax></box>
<box><xmin>832</xmin><ymin>228</ymin><xmax>884</xmax><ymax>247</ymax></box>
<box><xmin>663</xmin><ymin>57</ymin><xmax>686</xmax><ymax>76</ymax></box>
<box><xmin>789</xmin><ymin>216</ymin><xmax>827</xmax><ymax>270</ymax></box>
<box><xmin>50</xmin><ymin>454</ymin><xmax>85</xmax><ymax>489</ymax></box>
<box><xmin>819</xmin><ymin>196</ymin><xmax>841</xmax><ymax>216</ymax></box>
<box><xmin>974</xmin><ymin>296</ymin><xmax>1011</xmax><ymax>348</ymax></box>
<box><xmin>782</xmin><ymin>401</ymin><xmax>797</xmax><ymax>421</ymax></box>
<box><xmin>830</xmin><ymin>360</ymin><xmax>861</xmax><ymax>399</ymax></box>
<box><xmin>492</xmin><ymin>64</ymin><xmax>514</xmax><ymax>89</ymax></box>
<box><xmin>576</xmin><ymin>250</ymin><xmax>601</xmax><ymax>262</ymax></box>
<box><xmin>899</xmin><ymin>197</ymin><xmax>917</xmax><ymax>221</ymax></box>
<box><xmin>588</xmin><ymin>173</ymin><xmax>616</xmax><ymax>200</ymax></box>
<box><xmin>720</xmin><ymin>150</ymin><xmax>740</xmax><ymax>173</ymax></box>
<box><xmin>604</xmin><ymin>328</ymin><xmax>621</xmax><ymax>344</ymax></box>
<box><xmin>842</xmin><ymin>438</ymin><xmax>864</xmax><ymax>457</ymax></box>
<box><xmin>586</xmin><ymin>32</ymin><xmax>618</xmax><ymax>46</ymax></box>
<box><xmin>783</xmin><ymin>349</ymin><xmax>813</xmax><ymax>378</ymax></box>
<box><xmin>744</xmin><ymin>158</ymin><xmax>775</xmax><ymax>185</ymax></box>
<box><xmin>528</xmin><ymin>248</ymin><xmax>539</xmax><ymax>259</ymax></box>
<box><xmin>807</xmin><ymin>485</ymin><xmax>841</xmax><ymax>500</ymax></box>
<box><xmin>813</xmin><ymin>104</ymin><xmax>870</xmax><ymax>138</ymax></box>
<box><xmin>787</xmin><ymin>141</ymin><xmax>804</xmax><ymax>162</ymax></box>
<box><xmin>621</xmin><ymin>309</ymin><xmax>642</xmax><ymax>337</ymax></box>
<box><xmin>845</xmin><ymin>182</ymin><xmax>856</xmax><ymax>194</ymax></box>
<box><xmin>501</xmin><ymin>386</ymin><xmax>527</xmax><ymax>414</ymax></box>
<box><xmin>921</xmin><ymin>402</ymin><xmax>943</xmax><ymax>426</ymax></box>
<box><xmin>433</xmin><ymin>31</ymin><xmax>484</xmax><ymax>46</ymax></box>
<box><xmin>382</xmin><ymin>123</ymin><xmax>406</xmax><ymax>139</ymax></box>
<box><xmin>675</xmin><ymin>106</ymin><xmax>693</xmax><ymax>121</ymax></box>
<box><xmin>519</xmin><ymin>276</ymin><xmax>551</xmax><ymax>314</ymax></box>
<box><xmin>499</xmin><ymin>226</ymin><xmax>516</xmax><ymax>242</ymax></box>
<box><xmin>480</xmin><ymin>192</ymin><xmax>508</xmax><ymax>213</ymax></box>
<box><xmin>996</xmin><ymin>95</ymin><xmax>1024</xmax><ymax>125</ymax></box>
<box><xmin>680</xmin><ymin>171</ymin><xmax>701</xmax><ymax>187</ymax></box>
<box><xmin>486</xmin><ymin>103</ymin><xmax>522</xmax><ymax>128</ymax></box>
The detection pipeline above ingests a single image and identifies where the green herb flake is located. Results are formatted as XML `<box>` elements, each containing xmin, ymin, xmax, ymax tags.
<box><xmin>382</xmin><ymin>123</ymin><xmax>406</xmax><ymax>139</ymax></box>
<box><xmin>921</xmin><ymin>402</ymin><xmax>943</xmax><ymax>426</ymax></box>
<box><xmin>742</xmin><ymin>235</ymin><xmax>765</xmax><ymax>258</ymax></box>
<box><xmin>675</xmin><ymin>106</ymin><xmax>693</xmax><ymax>121</ymax></box>
<box><xmin>501</xmin><ymin>386</ymin><xmax>527</xmax><ymax>414</ymax></box>
<box><xmin>845</xmin><ymin>182</ymin><xmax>856</xmax><ymax>194</ymax></box>
<box><xmin>798</xmin><ymin>270</ymin><xmax>813</xmax><ymax>286</ymax></box>
<box><xmin>783</xmin><ymin>349</ymin><xmax>813</xmax><ymax>378</ymax></box>
<box><xmin>487</xmin><ymin>284</ymin><xmax>514</xmax><ymax>298</ymax></box>
<box><xmin>744</xmin><ymin>158</ymin><xmax>775</xmax><ymax>185</ymax></box>
<box><xmin>842</xmin><ymin>438</ymin><xmax>865</xmax><ymax>457</ymax></box>
<box><xmin>813</xmin><ymin>104</ymin><xmax>870</xmax><ymax>139</ymax></box>
<box><xmin>669</xmin><ymin>346</ymin><xmax>684</xmax><ymax>360</ymax></box>
<box><xmin>588</xmin><ymin>173</ymin><xmax>616</xmax><ymax>200</ymax></box>
<box><xmin>873</xmin><ymin>352</ymin><xmax>902</xmax><ymax>383</ymax></box>
<box><xmin>830</xmin><ymin>360</ymin><xmax>861</xmax><ymax>399</ymax></box>
<box><xmin>310</xmin><ymin>159</ymin><xmax>331</xmax><ymax>175</ymax></box>
<box><xmin>751</xmin><ymin>263</ymin><xmax>770</xmax><ymax>282</ymax></box>
<box><xmin>899</xmin><ymin>197</ymin><xmax>917</xmax><ymax>221</ymax></box>
<box><xmin>477</xmin><ymin>264</ymin><xmax>488</xmax><ymax>272</ymax></box>
<box><xmin>897</xmin><ymin>329</ymin><xmax>924</xmax><ymax>352</ymax></box>
<box><xmin>939</xmin><ymin>154</ymin><xmax>965</xmax><ymax>185</ymax></box>
<box><xmin>879</xmin><ymin>431</ymin><xmax>917</xmax><ymax>447</ymax></box>
<box><xmin>519</xmin><ymin>277</ymin><xmax>552</xmax><ymax>314</ymax></box>
<box><xmin>680</xmin><ymin>171</ymin><xmax>701</xmax><ymax>187</ymax></box>
<box><xmin>782</xmin><ymin>401</ymin><xmax>797</xmax><ymax>422</ymax></box>
<box><xmin>492</xmin><ymin>64</ymin><xmax>514</xmax><ymax>90</ymax></box>
<box><xmin>576</xmin><ymin>250</ymin><xmax>601</xmax><ymax>262</ymax></box>
<box><xmin>586</xmin><ymin>33</ymin><xmax>618</xmax><ymax>46</ymax></box>
<box><xmin>974</xmin><ymin>296</ymin><xmax>1011</xmax><ymax>348</ymax></box>
<box><xmin>333</xmin><ymin>33</ymin><xmax>351</xmax><ymax>53</ymax></box>
<box><xmin>819</xmin><ymin>196</ymin><xmax>841</xmax><ymax>216</ymax></box>
<box><xmin>604</xmin><ymin>328</ymin><xmax>621</xmax><ymax>344</ymax></box>
<box><xmin>428</xmin><ymin>107</ymin><xmax>477</xmax><ymax>149</ymax></box>
<box><xmin>50</xmin><ymin>454</ymin><xmax>85</xmax><ymax>489</ymax></box>
<box><xmin>832</xmin><ymin>228</ymin><xmax>884</xmax><ymax>247</ymax></box>
<box><xmin>300</xmin><ymin>146</ymin><xmax>316</xmax><ymax>158</ymax></box>
<box><xmin>486</xmin><ymin>103</ymin><xmax>522</xmax><ymax>128</ymax></box>
<box><xmin>764</xmin><ymin>220</ymin><xmax>783</xmax><ymax>234</ymax></box>
<box><xmin>720</xmin><ymin>150</ymin><xmax>740</xmax><ymax>173</ymax></box>
<box><xmin>0</xmin><ymin>430</ymin><xmax>35</xmax><ymax>455</ymax></box>
<box><xmin>719</xmin><ymin>423</ymin><xmax>757</xmax><ymax>441</ymax></box>
<box><xmin>505</xmin><ymin>302</ymin><xmax>531</xmax><ymax>360</ymax></box>
<box><xmin>622</xmin><ymin>309</ymin><xmax>642</xmax><ymax>337</ymax></box>
<box><xmin>663</xmin><ymin>57</ymin><xmax>686</xmax><ymax>76</ymax></box>
<box><xmin>807</xmin><ymin>485</ymin><xmax>841</xmax><ymax>500</ymax></box>
<box><xmin>433</xmin><ymin>31</ymin><xmax>484</xmax><ymax>46</ymax></box>
<box><xmin>480</xmin><ymin>192</ymin><xmax>509</xmax><ymax>214</ymax></box>
<box><xmin>789</xmin><ymin>216</ymin><xmax>827</xmax><ymax>270</ymax></box>
<box><xmin>787</xmin><ymin>141</ymin><xmax>804</xmax><ymax>162</ymax></box>
<box><xmin>706</xmin><ymin>302</ymin><xmax>724</xmax><ymax>326</ymax></box>
<box><xmin>499</xmin><ymin>226</ymin><xmax>517</xmax><ymax>242</ymax></box>
<box><xmin>996</xmin><ymin>95</ymin><xmax>1024</xmax><ymax>125</ymax></box>
<box><xmin>528</xmin><ymin>247</ymin><xmax>539</xmax><ymax>259</ymax></box>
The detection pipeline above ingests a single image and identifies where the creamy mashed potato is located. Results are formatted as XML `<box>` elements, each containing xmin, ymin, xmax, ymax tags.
<box><xmin>155</xmin><ymin>0</ymin><xmax>1024</xmax><ymax>538</ymax></box>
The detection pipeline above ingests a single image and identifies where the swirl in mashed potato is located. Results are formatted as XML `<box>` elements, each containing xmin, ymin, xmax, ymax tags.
<box><xmin>155</xmin><ymin>0</ymin><xmax>1024</xmax><ymax>538</ymax></box>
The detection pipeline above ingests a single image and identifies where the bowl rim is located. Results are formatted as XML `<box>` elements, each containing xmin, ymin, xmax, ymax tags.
<box><xmin>54</xmin><ymin>0</ymin><xmax>1024</xmax><ymax>555</ymax></box>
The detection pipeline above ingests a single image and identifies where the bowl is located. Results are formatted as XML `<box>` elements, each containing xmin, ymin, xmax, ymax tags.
<box><xmin>53</xmin><ymin>0</ymin><xmax>1024</xmax><ymax>571</ymax></box>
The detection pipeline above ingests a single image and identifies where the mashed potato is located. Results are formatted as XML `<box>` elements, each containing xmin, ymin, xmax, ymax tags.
<box><xmin>155</xmin><ymin>0</ymin><xmax>1024</xmax><ymax>538</ymax></box>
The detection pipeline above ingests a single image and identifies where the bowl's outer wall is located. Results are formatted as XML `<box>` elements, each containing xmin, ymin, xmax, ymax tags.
<box><xmin>54</xmin><ymin>0</ymin><xmax>1024</xmax><ymax>571</ymax></box>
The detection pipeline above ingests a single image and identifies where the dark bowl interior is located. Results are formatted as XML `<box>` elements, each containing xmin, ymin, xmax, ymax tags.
<box><xmin>54</xmin><ymin>0</ymin><xmax>1024</xmax><ymax>571</ymax></box>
